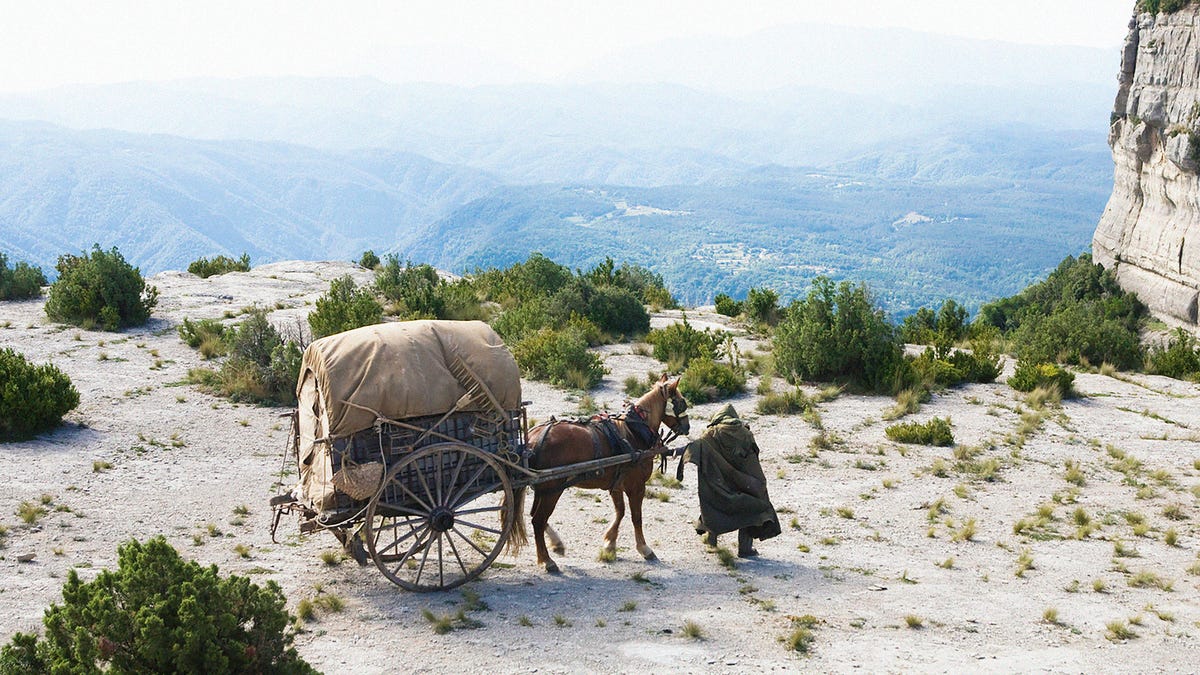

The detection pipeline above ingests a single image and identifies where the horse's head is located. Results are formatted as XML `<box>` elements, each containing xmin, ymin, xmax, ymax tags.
<box><xmin>652</xmin><ymin>374</ymin><xmax>690</xmax><ymax>437</ymax></box>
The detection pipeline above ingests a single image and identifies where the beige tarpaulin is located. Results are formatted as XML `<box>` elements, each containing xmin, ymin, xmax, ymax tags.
<box><xmin>295</xmin><ymin>320</ymin><xmax>521</xmax><ymax>511</ymax></box>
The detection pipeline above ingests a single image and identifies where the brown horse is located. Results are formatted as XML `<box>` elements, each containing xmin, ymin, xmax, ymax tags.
<box><xmin>505</xmin><ymin>374</ymin><xmax>689</xmax><ymax>573</ymax></box>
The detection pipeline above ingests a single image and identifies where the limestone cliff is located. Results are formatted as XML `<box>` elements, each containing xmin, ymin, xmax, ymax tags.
<box><xmin>1093</xmin><ymin>6</ymin><xmax>1200</xmax><ymax>327</ymax></box>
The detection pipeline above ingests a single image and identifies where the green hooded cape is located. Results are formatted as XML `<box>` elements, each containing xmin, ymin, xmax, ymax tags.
<box><xmin>682</xmin><ymin>404</ymin><xmax>781</xmax><ymax>540</ymax></box>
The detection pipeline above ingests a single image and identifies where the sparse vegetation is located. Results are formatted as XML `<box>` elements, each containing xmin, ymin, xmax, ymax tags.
<box><xmin>188</xmin><ymin>253</ymin><xmax>251</xmax><ymax>278</ymax></box>
<box><xmin>1145</xmin><ymin>328</ymin><xmax>1200</xmax><ymax>381</ymax></box>
<box><xmin>885</xmin><ymin>417</ymin><xmax>954</xmax><ymax>446</ymax></box>
<box><xmin>184</xmin><ymin>309</ymin><xmax>302</xmax><ymax>405</ymax></box>
<box><xmin>978</xmin><ymin>254</ymin><xmax>1144</xmax><ymax>371</ymax></box>
<box><xmin>773</xmin><ymin>277</ymin><xmax>903</xmax><ymax>394</ymax></box>
<box><xmin>678</xmin><ymin>357</ymin><xmax>745</xmax><ymax>403</ymax></box>
<box><xmin>0</xmin><ymin>537</ymin><xmax>312</xmax><ymax>672</ymax></box>
<box><xmin>44</xmin><ymin>245</ymin><xmax>158</xmax><ymax>330</ymax></box>
<box><xmin>0</xmin><ymin>348</ymin><xmax>80</xmax><ymax>441</ymax></box>
<box><xmin>307</xmin><ymin>275</ymin><xmax>383</xmax><ymax>339</ymax></box>
<box><xmin>0</xmin><ymin>253</ymin><xmax>47</xmax><ymax>301</ymax></box>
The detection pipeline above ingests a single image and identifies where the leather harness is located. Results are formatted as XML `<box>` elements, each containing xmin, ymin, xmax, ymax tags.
<box><xmin>531</xmin><ymin>402</ymin><xmax>666</xmax><ymax>491</ymax></box>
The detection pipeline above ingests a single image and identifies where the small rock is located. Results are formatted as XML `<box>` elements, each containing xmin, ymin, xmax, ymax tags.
<box><xmin>17</xmin><ymin>553</ymin><xmax>36</xmax><ymax>563</ymax></box>
<box><xmin>868</xmin><ymin>584</ymin><xmax>887</xmax><ymax>591</ymax></box>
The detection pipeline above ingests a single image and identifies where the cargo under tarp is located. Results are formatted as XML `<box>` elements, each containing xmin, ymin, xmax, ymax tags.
<box><xmin>294</xmin><ymin>320</ymin><xmax>521</xmax><ymax>511</ymax></box>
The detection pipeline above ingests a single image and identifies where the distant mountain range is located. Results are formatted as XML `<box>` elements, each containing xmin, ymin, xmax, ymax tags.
<box><xmin>0</xmin><ymin>25</ymin><xmax>1123</xmax><ymax>315</ymax></box>
<box><xmin>0</xmin><ymin>121</ymin><xmax>497</xmax><ymax>272</ymax></box>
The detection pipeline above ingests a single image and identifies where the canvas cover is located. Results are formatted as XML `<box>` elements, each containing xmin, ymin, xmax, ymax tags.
<box><xmin>294</xmin><ymin>320</ymin><xmax>521</xmax><ymax>511</ymax></box>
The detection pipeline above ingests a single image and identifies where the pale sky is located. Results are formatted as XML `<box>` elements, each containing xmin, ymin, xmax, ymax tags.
<box><xmin>1</xmin><ymin>0</ymin><xmax>1138</xmax><ymax>92</ymax></box>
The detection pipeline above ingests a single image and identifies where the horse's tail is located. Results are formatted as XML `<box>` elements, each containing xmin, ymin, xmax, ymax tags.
<box><xmin>502</xmin><ymin>486</ymin><xmax>528</xmax><ymax>556</ymax></box>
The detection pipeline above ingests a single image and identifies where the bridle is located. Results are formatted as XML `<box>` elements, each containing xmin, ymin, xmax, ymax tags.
<box><xmin>657</xmin><ymin>381</ymin><xmax>689</xmax><ymax>444</ymax></box>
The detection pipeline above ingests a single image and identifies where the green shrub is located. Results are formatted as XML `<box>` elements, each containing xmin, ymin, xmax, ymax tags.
<box><xmin>756</xmin><ymin>388</ymin><xmax>812</xmax><ymax>415</ymax></box>
<box><xmin>773</xmin><ymin>277</ymin><xmax>903</xmax><ymax>393</ymax></box>
<box><xmin>1146</xmin><ymin>329</ymin><xmax>1200</xmax><ymax>380</ymax></box>
<box><xmin>511</xmin><ymin>327</ymin><xmax>607</xmax><ymax>389</ymax></box>
<box><xmin>977</xmin><ymin>254</ymin><xmax>1144</xmax><ymax>369</ymax></box>
<box><xmin>188</xmin><ymin>310</ymin><xmax>301</xmax><ymax>405</ymax></box>
<box><xmin>187</xmin><ymin>253</ymin><xmax>250</xmax><ymax>278</ymax></box>
<box><xmin>0</xmin><ymin>348</ymin><xmax>79</xmax><ymax>440</ymax></box>
<box><xmin>1009</xmin><ymin>361</ymin><xmax>1075</xmax><ymax>396</ymax></box>
<box><xmin>714</xmin><ymin>293</ymin><xmax>742</xmax><ymax>317</ymax></box>
<box><xmin>473</xmin><ymin>252</ymin><xmax>573</xmax><ymax>305</ymax></box>
<box><xmin>1013</xmin><ymin>305</ymin><xmax>1143</xmax><ymax>370</ymax></box>
<box><xmin>948</xmin><ymin>346</ymin><xmax>1002</xmax><ymax>384</ymax></box>
<box><xmin>44</xmin><ymin>245</ymin><xmax>158</xmax><ymax>331</ymax></box>
<box><xmin>1140</xmin><ymin>0</ymin><xmax>1192</xmax><ymax>14</ymax></box>
<box><xmin>0</xmin><ymin>253</ymin><xmax>47</xmax><ymax>301</ymax></box>
<box><xmin>901</xmin><ymin>299</ymin><xmax>970</xmax><ymax>345</ymax></box>
<box><xmin>587</xmin><ymin>257</ymin><xmax>676</xmax><ymax>309</ymax></box>
<box><xmin>308</xmin><ymin>275</ymin><xmax>383</xmax><ymax>339</ymax></box>
<box><xmin>358</xmin><ymin>249</ymin><xmax>380</xmax><ymax>269</ymax></box>
<box><xmin>678</xmin><ymin>357</ymin><xmax>745</xmax><ymax>403</ymax></box>
<box><xmin>745</xmin><ymin>287</ymin><xmax>780</xmax><ymax>326</ymax></box>
<box><xmin>548</xmin><ymin>277</ymin><xmax>649</xmax><ymax>339</ymax></box>
<box><xmin>374</xmin><ymin>256</ymin><xmax>445</xmax><ymax>319</ymax></box>
<box><xmin>0</xmin><ymin>537</ymin><xmax>313</xmax><ymax>674</ymax></box>
<box><xmin>905</xmin><ymin>344</ymin><xmax>1000</xmax><ymax>390</ymax></box>
<box><xmin>438</xmin><ymin>279</ymin><xmax>488</xmax><ymax>321</ymax></box>
<box><xmin>491</xmin><ymin>296</ymin><xmax>554</xmax><ymax>342</ymax></box>
<box><xmin>885</xmin><ymin>417</ymin><xmax>954</xmax><ymax>446</ymax></box>
<box><xmin>899</xmin><ymin>307</ymin><xmax>937</xmax><ymax>345</ymax></box>
<box><xmin>177</xmin><ymin>318</ymin><xmax>230</xmax><ymax>359</ymax></box>
<box><xmin>645</xmin><ymin>315</ymin><xmax>722</xmax><ymax>367</ymax></box>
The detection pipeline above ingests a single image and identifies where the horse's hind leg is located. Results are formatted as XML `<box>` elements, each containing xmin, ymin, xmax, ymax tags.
<box><xmin>531</xmin><ymin>488</ymin><xmax>565</xmax><ymax>574</ymax></box>
<box><xmin>546</xmin><ymin>525</ymin><xmax>565</xmax><ymax>555</ymax></box>
<box><xmin>602</xmin><ymin>488</ymin><xmax>625</xmax><ymax>554</ymax></box>
<box><xmin>627</xmin><ymin>482</ymin><xmax>656</xmax><ymax>560</ymax></box>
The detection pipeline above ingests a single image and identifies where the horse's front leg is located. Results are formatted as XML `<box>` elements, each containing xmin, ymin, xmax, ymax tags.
<box><xmin>627</xmin><ymin>482</ymin><xmax>656</xmax><ymax>561</ymax></box>
<box><xmin>602</xmin><ymin>487</ymin><xmax>625</xmax><ymax>554</ymax></box>
<box><xmin>531</xmin><ymin>488</ymin><xmax>564</xmax><ymax>574</ymax></box>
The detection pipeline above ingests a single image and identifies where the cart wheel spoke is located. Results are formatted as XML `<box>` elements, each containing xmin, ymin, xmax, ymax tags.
<box><xmin>446</xmin><ymin>462</ymin><xmax>491</xmax><ymax>509</ymax></box>
<box><xmin>395</xmin><ymin>480</ymin><xmax>433</xmax><ymax>513</ymax></box>
<box><xmin>413</xmin><ymin>533</ymin><xmax>435</xmax><ymax>587</ymax></box>
<box><xmin>389</xmin><ymin>528</ymin><xmax>432</xmax><ymax>577</ymax></box>
<box><xmin>414</xmin><ymin>458</ymin><xmax>438</xmax><ymax>510</ymax></box>
<box><xmin>451</xmin><ymin>480</ymin><xmax>504</xmax><ymax>510</ymax></box>
<box><xmin>453</xmin><ymin>504</ymin><xmax>503</xmax><ymax>517</ymax></box>
<box><xmin>453</xmin><ymin>519</ymin><xmax>502</xmax><ymax>536</ymax></box>
<box><xmin>377</xmin><ymin>521</ymin><xmax>429</xmax><ymax>558</ymax></box>
<box><xmin>446</xmin><ymin>450</ymin><xmax>468</xmax><ymax>501</ymax></box>
<box><xmin>445</xmin><ymin>530</ymin><xmax>470</xmax><ymax>577</ymax></box>
<box><xmin>450</xmin><ymin>525</ymin><xmax>491</xmax><ymax>557</ymax></box>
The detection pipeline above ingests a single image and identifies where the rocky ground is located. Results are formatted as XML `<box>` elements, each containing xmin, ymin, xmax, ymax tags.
<box><xmin>2</xmin><ymin>261</ymin><xmax>1199</xmax><ymax>673</ymax></box>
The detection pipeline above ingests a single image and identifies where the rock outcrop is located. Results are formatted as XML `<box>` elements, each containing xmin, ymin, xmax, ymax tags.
<box><xmin>1093</xmin><ymin>7</ymin><xmax>1200</xmax><ymax>327</ymax></box>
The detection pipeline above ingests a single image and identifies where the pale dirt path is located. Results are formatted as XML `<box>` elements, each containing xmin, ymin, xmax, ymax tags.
<box><xmin>1</xmin><ymin>262</ymin><xmax>1198</xmax><ymax>673</ymax></box>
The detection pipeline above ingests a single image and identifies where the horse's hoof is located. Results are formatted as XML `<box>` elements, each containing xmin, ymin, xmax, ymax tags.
<box><xmin>638</xmin><ymin>546</ymin><xmax>657</xmax><ymax>561</ymax></box>
<box><xmin>551</xmin><ymin>543</ymin><xmax>566</xmax><ymax>555</ymax></box>
<box><xmin>544</xmin><ymin>561</ymin><xmax>561</xmax><ymax>575</ymax></box>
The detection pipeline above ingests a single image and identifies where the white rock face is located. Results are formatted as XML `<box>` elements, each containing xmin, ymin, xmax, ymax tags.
<box><xmin>1093</xmin><ymin>8</ymin><xmax>1200</xmax><ymax>327</ymax></box>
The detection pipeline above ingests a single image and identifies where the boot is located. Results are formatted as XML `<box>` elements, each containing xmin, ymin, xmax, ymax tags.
<box><xmin>737</xmin><ymin>529</ymin><xmax>758</xmax><ymax>558</ymax></box>
<box><xmin>704</xmin><ymin>530</ymin><xmax>718</xmax><ymax>547</ymax></box>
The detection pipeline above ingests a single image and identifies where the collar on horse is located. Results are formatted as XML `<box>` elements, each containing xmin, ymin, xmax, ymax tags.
<box><xmin>623</xmin><ymin>403</ymin><xmax>663</xmax><ymax>450</ymax></box>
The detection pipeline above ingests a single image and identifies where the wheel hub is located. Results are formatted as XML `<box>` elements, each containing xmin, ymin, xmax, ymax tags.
<box><xmin>429</xmin><ymin>507</ymin><xmax>455</xmax><ymax>533</ymax></box>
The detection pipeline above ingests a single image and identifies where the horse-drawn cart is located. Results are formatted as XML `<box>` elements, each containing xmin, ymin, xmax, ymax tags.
<box><xmin>271</xmin><ymin>320</ymin><xmax>686</xmax><ymax>591</ymax></box>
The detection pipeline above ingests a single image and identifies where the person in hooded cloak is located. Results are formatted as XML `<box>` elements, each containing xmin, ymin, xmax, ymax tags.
<box><xmin>678</xmin><ymin>404</ymin><xmax>781</xmax><ymax>557</ymax></box>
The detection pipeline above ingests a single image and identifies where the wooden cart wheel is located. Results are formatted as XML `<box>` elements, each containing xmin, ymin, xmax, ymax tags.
<box><xmin>364</xmin><ymin>442</ymin><xmax>514</xmax><ymax>591</ymax></box>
